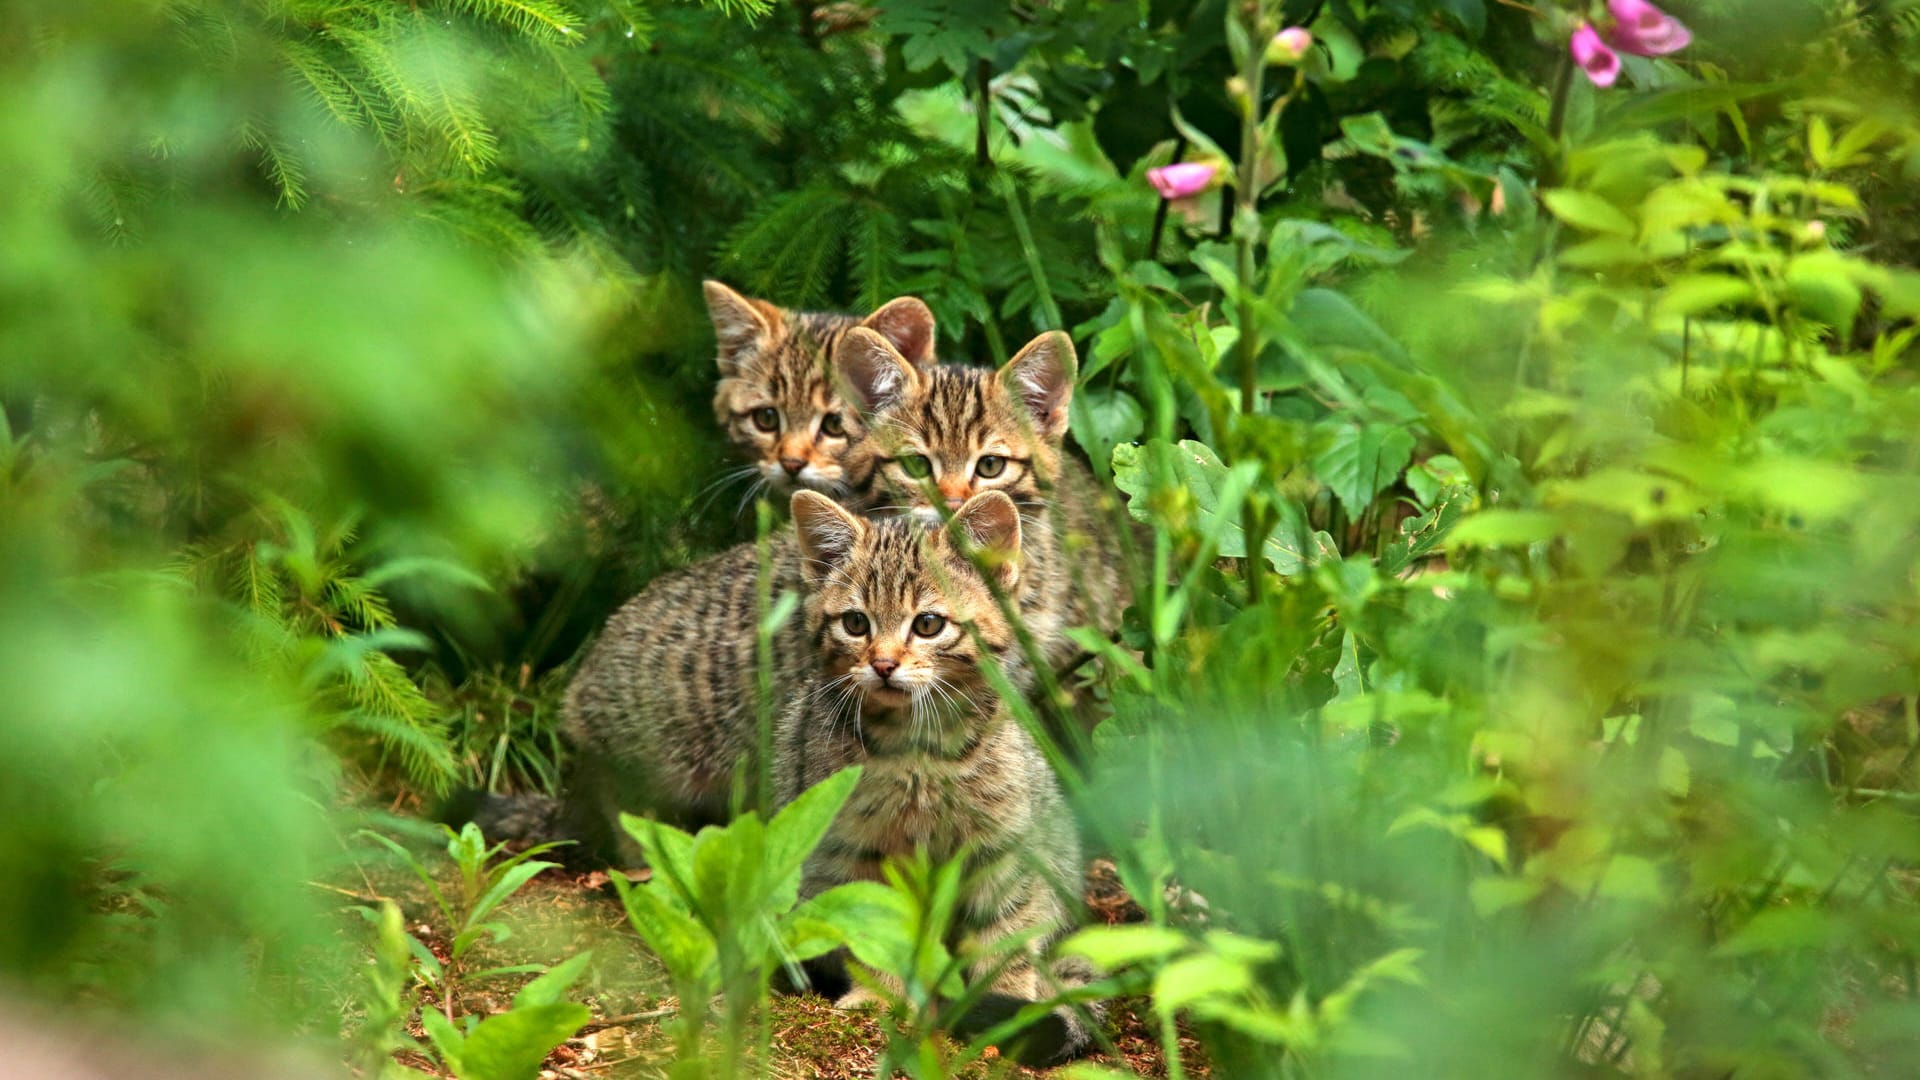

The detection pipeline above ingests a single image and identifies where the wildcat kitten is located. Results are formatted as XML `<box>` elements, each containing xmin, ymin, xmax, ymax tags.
<box><xmin>705</xmin><ymin>281</ymin><xmax>936</xmax><ymax>500</ymax></box>
<box><xmin>460</xmin><ymin>289</ymin><xmax>937</xmax><ymax>861</ymax></box>
<box><xmin>832</xmin><ymin>328</ymin><xmax>1134</xmax><ymax>679</ymax></box>
<box><xmin>778</xmin><ymin>489</ymin><xmax>1100</xmax><ymax>1065</ymax></box>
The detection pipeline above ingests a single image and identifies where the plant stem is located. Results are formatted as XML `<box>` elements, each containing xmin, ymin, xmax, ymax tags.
<box><xmin>1232</xmin><ymin>4</ymin><xmax>1269</xmax><ymax>606</ymax></box>
<box><xmin>1147</xmin><ymin>134</ymin><xmax>1188</xmax><ymax>263</ymax></box>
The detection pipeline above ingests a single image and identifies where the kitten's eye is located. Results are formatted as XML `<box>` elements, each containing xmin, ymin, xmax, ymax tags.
<box><xmin>840</xmin><ymin>611</ymin><xmax>870</xmax><ymax>636</ymax></box>
<box><xmin>751</xmin><ymin>407</ymin><xmax>780</xmax><ymax>432</ymax></box>
<box><xmin>911</xmin><ymin>613</ymin><xmax>947</xmax><ymax>638</ymax></box>
<box><xmin>974</xmin><ymin>454</ymin><xmax>1007</xmax><ymax>479</ymax></box>
<box><xmin>898</xmin><ymin>455</ymin><xmax>934</xmax><ymax>480</ymax></box>
<box><xmin>820</xmin><ymin>412</ymin><xmax>846</xmax><ymax>438</ymax></box>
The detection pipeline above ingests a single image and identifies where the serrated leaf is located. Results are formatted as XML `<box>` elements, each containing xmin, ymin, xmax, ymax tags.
<box><xmin>1154</xmin><ymin>952</ymin><xmax>1251</xmax><ymax>1014</ymax></box>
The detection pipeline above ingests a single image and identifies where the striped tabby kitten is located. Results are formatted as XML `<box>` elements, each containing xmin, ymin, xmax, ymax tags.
<box><xmin>705</xmin><ymin>281</ymin><xmax>936</xmax><ymax>500</ymax></box>
<box><xmin>779</xmin><ymin>489</ymin><xmax>1099</xmax><ymax>1065</ymax></box>
<box><xmin>833</xmin><ymin>328</ymin><xmax>1133</xmax><ymax>678</ymax></box>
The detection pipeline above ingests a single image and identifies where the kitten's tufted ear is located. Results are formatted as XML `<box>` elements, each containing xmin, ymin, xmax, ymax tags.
<box><xmin>860</xmin><ymin>297</ymin><xmax>937</xmax><ymax>368</ymax></box>
<box><xmin>793</xmin><ymin>491</ymin><xmax>866</xmax><ymax>585</ymax></box>
<box><xmin>996</xmin><ymin>330</ymin><xmax>1077</xmax><ymax>440</ymax></box>
<box><xmin>704</xmin><ymin>280</ymin><xmax>783</xmax><ymax>372</ymax></box>
<box><xmin>833</xmin><ymin>326</ymin><xmax>925</xmax><ymax>415</ymax></box>
<box><xmin>950</xmin><ymin>490</ymin><xmax>1022</xmax><ymax>588</ymax></box>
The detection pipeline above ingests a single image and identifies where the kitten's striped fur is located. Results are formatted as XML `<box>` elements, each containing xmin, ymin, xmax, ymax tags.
<box><xmin>706</xmin><ymin>281</ymin><xmax>935</xmax><ymax>502</ymax></box>
<box><xmin>834</xmin><ymin>328</ymin><xmax>1134</xmax><ymax>678</ymax></box>
<box><xmin>778</xmin><ymin>490</ymin><xmax>1100</xmax><ymax>1065</ymax></box>
<box><xmin>471</xmin><ymin>287</ymin><xmax>931</xmax><ymax>862</ymax></box>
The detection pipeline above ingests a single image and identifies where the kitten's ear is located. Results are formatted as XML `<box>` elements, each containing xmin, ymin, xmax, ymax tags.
<box><xmin>793</xmin><ymin>491</ymin><xmax>865</xmax><ymax>585</ymax></box>
<box><xmin>834</xmin><ymin>326</ymin><xmax>924</xmax><ymax>415</ymax></box>
<box><xmin>860</xmin><ymin>297</ymin><xmax>937</xmax><ymax>369</ymax></box>
<box><xmin>704</xmin><ymin>280</ymin><xmax>783</xmax><ymax>371</ymax></box>
<box><xmin>996</xmin><ymin>330</ymin><xmax>1078</xmax><ymax>440</ymax></box>
<box><xmin>950</xmin><ymin>491</ymin><xmax>1022</xmax><ymax>587</ymax></box>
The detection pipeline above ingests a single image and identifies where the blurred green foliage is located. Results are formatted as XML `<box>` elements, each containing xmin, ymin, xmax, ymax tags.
<box><xmin>6</xmin><ymin>0</ymin><xmax>1920</xmax><ymax>1076</ymax></box>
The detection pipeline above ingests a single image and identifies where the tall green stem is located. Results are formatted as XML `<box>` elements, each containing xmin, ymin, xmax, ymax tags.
<box><xmin>1232</xmin><ymin>4</ymin><xmax>1269</xmax><ymax>605</ymax></box>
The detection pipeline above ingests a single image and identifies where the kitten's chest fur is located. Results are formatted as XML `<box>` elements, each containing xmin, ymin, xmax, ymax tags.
<box><xmin>834</xmin><ymin>732</ymin><xmax>1031</xmax><ymax>862</ymax></box>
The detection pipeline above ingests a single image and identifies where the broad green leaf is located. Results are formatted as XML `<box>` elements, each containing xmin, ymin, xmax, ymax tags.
<box><xmin>1597</xmin><ymin>855</ymin><xmax>1666</xmax><ymax>904</ymax></box>
<box><xmin>1786</xmin><ymin>250</ymin><xmax>1863</xmax><ymax>335</ymax></box>
<box><xmin>610</xmin><ymin>872</ymin><xmax>717</xmax><ymax>984</ymax></box>
<box><xmin>764</xmin><ymin>765</ymin><xmax>862</xmax><ymax>899</ymax></box>
<box><xmin>1313</xmin><ymin>423</ymin><xmax>1415</xmax><ymax>519</ymax></box>
<box><xmin>1541</xmin><ymin>189</ymin><xmax>1636</xmax><ymax>237</ymax></box>
<box><xmin>1714</xmin><ymin>907</ymin><xmax>1847</xmax><ymax>957</ymax></box>
<box><xmin>1446</xmin><ymin>510</ymin><xmax>1562</xmax><ymax>548</ymax></box>
<box><xmin>456</xmin><ymin>1002</ymin><xmax>591</xmax><ymax>1080</ymax></box>
<box><xmin>1656</xmin><ymin>275</ymin><xmax>1755</xmax><ymax>319</ymax></box>
<box><xmin>511</xmin><ymin>951</ymin><xmax>591</xmax><ymax>1009</ymax></box>
<box><xmin>1469</xmin><ymin>876</ymin><xmax>1543</xmax><ymax>916</ymax></box>
<box><xmin>786</xmin><ymin>880</ymin><xmax>929</xmax><ymax>977</ymax></box>
<box><xmin>1058</xmin><ymin>924</ymin><xmax>1191</xmax><ymax>970</ymax></box>
<box><xmin>1154</xmin><ymin>952</ymin><xmax>1251</xmax><ymax>1014</ymax></box>
<box><xmin>420</xmin><ymin>1008</ymin><xmax>465</xmax><ymax>1074</ymax></box>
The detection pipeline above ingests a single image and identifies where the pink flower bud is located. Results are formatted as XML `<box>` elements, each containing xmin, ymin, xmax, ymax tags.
<box><xmin>1604</xmin><ymin>0</ymin><xmax>1692</xmax><ymax>57</ymax></box>
<box><xmin>1571</xmin><ymin>23</ymin><xmax>1621</xmax><ymax>89</ymax></box>
<box><xmin>1148</xmin><ymin>162</ymin><xmax>1221</xmax><ymax>200</ymax></box>
<box><xmin>1265</xmin><ymin>27</ymin><xmax>1314</xmax><ymax>65</ymax></box>
<box><xmin>1806</xmin><ymin>220</ymin><xmax>1827</xmax><ymax>242</ymax></box>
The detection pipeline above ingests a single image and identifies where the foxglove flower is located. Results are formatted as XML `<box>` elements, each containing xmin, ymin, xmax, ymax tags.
<box><xmin>1148</xmin><ymin>162</ymin><xmax>1220</xmax><ymax>200</ymax></box>
<box><xmin>1571</xmin><ymin>22</ymin><xmax>1621</xmax><ymax>88</ymax></box>
<box><xmin>1266</xmin><ymin>27</ymin><xmax>1314</xmax><ymax>65</ymax></box>
<box><xmin>1605</xmin><ymin>0</ymin><xmax>1692</xmax><ymax>56</ymax></box>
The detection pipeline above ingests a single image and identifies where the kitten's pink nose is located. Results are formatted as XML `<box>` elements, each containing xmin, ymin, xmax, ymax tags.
<box><xmin>870</xmin><ymin>657</ymin><xmax>899</xmax><ymax>680</ymax></box>
<box><xmin>780</xmin><ymin>456</ymin><xmax>806</xmax><ymax>476</ymax></box>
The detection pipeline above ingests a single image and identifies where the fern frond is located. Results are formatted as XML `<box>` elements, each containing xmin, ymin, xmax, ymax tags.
<box><xmin>846</xmin><ymin>198</ymin><xmax>904</xmax><ymax>311</ymax></box>
<box><xmin>330</xmin><ymin>707</ymin><xmax>459</xmax><ymax>795</ymax></box>
<box><xmin>236</xmin><ymin>120</ymin><xmax>308</xmax><ymax>208</ymax></box>
<box><xmin>717</xmin><ymin>183</ymin><xmax>853</xmax><ymax>304</ymax></box>
<box><xmin>439</xmin><ymin>0</ymin><xmax>584</xmax><ymax>43</ymax></box>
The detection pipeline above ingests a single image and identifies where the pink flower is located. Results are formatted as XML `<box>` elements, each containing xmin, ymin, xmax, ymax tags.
<box><xmin>1148</xmin><ymin>162</ymin><xmax>1220</xmax><ymax>200</ymax></box>
<box><xmin>1571</xmin><ymin>22</ymin><xmax>1621</xmax><ymax>89</ymax></box>
<box><xmin>1604</xmin><ymin>0</ymin><xmax>1692</xmax><ymax>56</ymax></box>
<box><xmin>1266</xmin><ymin>27</ymin><xmax>1314</xmax><ymax>65</ymax></box>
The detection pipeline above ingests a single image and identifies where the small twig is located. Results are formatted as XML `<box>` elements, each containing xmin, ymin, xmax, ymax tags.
<box><xmin>308</xmin><ymin>879</ymin><xmax>389</xmax><ymax>905</ymax></box>
<box><xmin>574</xmin><ymin>1007</ymin><xmax>675</xmax><ymax>1035</ymax></box>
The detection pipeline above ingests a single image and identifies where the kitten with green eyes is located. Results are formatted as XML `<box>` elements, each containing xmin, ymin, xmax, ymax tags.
<box><xmin>705</xmin><ymin>281</ymin><xmax>936</xmax><ymax>501</ymax></box>
<box><xmin>778</xmin><ymin>490</ymin><xmax>1099</xmax><ymax>1065</ymax></box>
<box><xmin>833</xmin><ymin>328</ymin><xmax>1134</xmax><ymax>679</ymax></box>
<box><xmin>461</xmin><ymin>287</ymin><xmax>936</xmax><ymax>862</ymax></box>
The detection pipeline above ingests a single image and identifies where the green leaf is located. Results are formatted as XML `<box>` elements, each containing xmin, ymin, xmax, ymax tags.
<box><xmin>420</xmin><ymin>1008</ymin><xmax>465</xmax><ymax>1073</ymax></box>
<box><xmin>1655</xmin><ymin>275</ymin><xmax>1756</xmax><ymax>320</ymax></box>
<box><xmin>610</xmin><ymin>872</ymin><xmax>717</xmax><ymax>986</ymax></box>
<box><xmin>786</xmin><ymin>880</ymin><xmax>916</xmax><ymax>967</ymax></box>
<box><xmin>1058</xmin><ymin>925</ymin><xmax>1191</xmax><ymax>970</ymax></box>
<box><xmin>511</xmin><ymin>951</ymin><xmax>591</xmax><ymax>1009</ymax></box>
<box><xmin>1541</xmin><ymin>189</ymin><xmax>1636</xmax><ymax>237</ymax></box>
<box><xmin>469</xmin><ymin>860</ymin><xmax>556</xmax><ymax>928</ymax></box>
<box><xmin>456</xmin><ymin>1002</ymin><xmax>591</xmax><ymax>1080</ymax></box>
<box><xmin>1446</xmin><ymin>510</ymin><xmax>1562</xmax><ymax>549</ymax></box>
<box><xmin>1785</xmin><ymin>251</ymin><xmax>1863</xmax><ymax>337</ymax></box>
<box><xmin>1154</xmin><ymin>952</ymin><xmax>1251</xmax><ymax>1014</ymax></box>
<box><xmin>1313</xmin><ymin>423</ymin><xmax>1416</xmax><ymax>519</ymax></box>
<box><xmin>1597</xmin><ymin>855</ymin><xmax>1666</xmax><ymax>904</ymax></box>
<box><xmin>1111</xmin><ymin>439</ymin><xmax>1331</xmax><ymax>574</ymax></box>
<box><xmin>764</xmin><ymin>766</ymin><xmax>862</xmax><ymax>898</ymax></box>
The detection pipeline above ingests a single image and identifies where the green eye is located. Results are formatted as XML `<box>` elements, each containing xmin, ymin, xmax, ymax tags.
<box><xmin>898</xmin><ymin>455</ymin><xmax>933</xmax><ymax>480</ymax></box>
<box><xmin>820</xmin><ymin>412</ymin><xmax>846</xmax><ymax>437</ymax></box>
<box><xmin>751</xmin><ymin>407</ymin><xmax>780</xmax><ymax>432</ymax></box>
<box><xmin>975</xmin><ymin>454</ymin><xmax>1007</xmax><ymax>479</ymax></box>
<box><xmin>911</xmin><ymin>613</ymin><xmax>947</xmax><ymax>638</ymax></box>
<box><xmin>840</xmin><ymin>611</ymin><xmax>869</xmax><ymax>636</ymax></box>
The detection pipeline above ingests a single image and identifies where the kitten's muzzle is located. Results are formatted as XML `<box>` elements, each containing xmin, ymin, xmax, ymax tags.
<box><xmin>869</xmin><ymin>657</ymin><xmax>899</xmax><ymax>681</ymax></box>
<box><xmin>780</xmin><ymin>456</ymin><xmax>806</xmax><ymax>476</ymax></box>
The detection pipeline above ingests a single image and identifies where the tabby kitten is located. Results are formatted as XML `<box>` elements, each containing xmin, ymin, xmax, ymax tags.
<box><xmin>463</xmin><ymin>289</ymin><xmax>938</xmax><ymax>861</ymax></box>
<box><xmin>833</xmin><ymin>328</ymin><xmax>1133</xmax><ymax>678</ymax></box>
<box><xmin>779</xmin><ymin>490</ymin><xmax>1099</xmax><ymax>1065</ymax></box>
<box><xmin>705</xmin><ymin>281</ymin><xmax>936</xmax><ymax>500</ymax></box>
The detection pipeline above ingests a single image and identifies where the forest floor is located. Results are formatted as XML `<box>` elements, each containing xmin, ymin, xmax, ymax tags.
<box><xmin>351</xmin><ymin>854</ymin><xmax>1201</xmax><ymax>1078</ymax></box>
